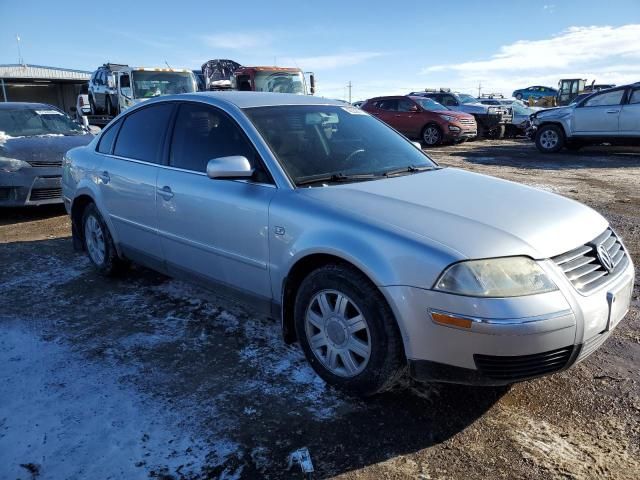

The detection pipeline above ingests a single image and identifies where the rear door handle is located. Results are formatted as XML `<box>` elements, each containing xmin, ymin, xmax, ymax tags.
<box><xmin>99</xmin><ymin>171</ymin><xmax>110</xmax><ymax>184</ymax></box>
<box><xmin>606</xmin><ymin>109</ymin><xmax>620</xmax><ymax>114</ymax></box>
<box><xmin>157</xmin><ymin>185</ymin><xmax>174</xmax><ymax>200</ymax></box>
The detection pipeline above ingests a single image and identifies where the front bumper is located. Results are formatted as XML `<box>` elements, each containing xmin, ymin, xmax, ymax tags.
<box><xmin>0</xmin><ymin>167</ymin><xmax>63</xmax><ymax>206</ymax></box>
<box><xmin>383</xmin><ymin>257</ymin><xmax>634</xmax><ymax>385</ymax></box>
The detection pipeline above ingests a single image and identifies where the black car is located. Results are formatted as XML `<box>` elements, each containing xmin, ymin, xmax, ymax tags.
<box><xmin>0</xmin><ymin>103</ymin><xmax>94</xmax><ymax>206</ymax></box>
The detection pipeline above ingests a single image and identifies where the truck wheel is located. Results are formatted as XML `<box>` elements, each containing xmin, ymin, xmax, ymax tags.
<box><xmin>515</xmin><ymin>93</ymin><xmax>523</xmax><ymax>100</ymax></box>
<box><xmin>421</xmin><ymin>124</ymin><xmax>443</xmax><ymax>147</ymax></box>
<box><xmin>535</xmin><ymin>124</ymin><xmax>565</xmax><ymax>153</ymax></box>
<box><xmin>82</xmin><ymin>203</ymin><xmax>128</xmax><ymax>276</ymax></box>
<box><xmin>294</xmin><ymin>263</ymin><xmax>406</xmax><ymax>396</ymax></box>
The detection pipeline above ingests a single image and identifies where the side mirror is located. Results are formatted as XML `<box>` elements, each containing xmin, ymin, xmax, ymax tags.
<box><xmin>206</xmin><ymin>156</ymin><xmax>254</xmax><ymax>179</ymax></box>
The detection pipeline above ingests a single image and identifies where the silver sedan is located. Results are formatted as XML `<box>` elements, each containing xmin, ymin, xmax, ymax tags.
<box><xmin>62</xmin><ymin>92</ymin><xmax>634</xmax><ymax>395</ymax></box>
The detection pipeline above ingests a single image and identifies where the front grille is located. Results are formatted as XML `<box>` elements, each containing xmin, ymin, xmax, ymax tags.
<box><xmin>28</xmin><ymin>159</ymin><xmax>63</xmax><ymax>168</ymax></box>
<box><xmin>552</xmin><ymin>228</ymin><xmax>629</xmax><ymax>294</ymax></box>
<box><xmin>29</xmin><ymin>187</ymin><xmax>62</xmax><ymax>201</ymax></box>
<box><xmin>474</xmin><ymin>346</ymin><xmax>573</xmax><ymax>381</ymax></box>
<box><xmin>458</xmin><ymin>118</ymin><xmax>476</xmax><ymax>126</ymax></box>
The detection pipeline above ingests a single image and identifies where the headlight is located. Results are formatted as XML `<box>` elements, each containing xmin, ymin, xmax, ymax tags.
<box><xmin>0</xmin><ymin>156</ymin><xmax>30</xmax><ymax>172</ymax></box>
<box><xmin>439</xmin><ymin>114</ymin><xmax>456</xmax><ymax>122</ymax></box>
<box><xmin>434</xmin><ymin>256</ymin><xmax>557</xmax><ymax>297</ymax></box>
<box><xmin>487</xmin><ymin>107</ymin><xmax>497</xmax><ymax>114</ymax></box>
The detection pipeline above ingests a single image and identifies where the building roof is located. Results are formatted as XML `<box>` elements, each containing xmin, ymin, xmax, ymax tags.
<box><xmin>0</xmin><ymin>64</ymin><xmax>91</xmax><ymax>81</ymax></box>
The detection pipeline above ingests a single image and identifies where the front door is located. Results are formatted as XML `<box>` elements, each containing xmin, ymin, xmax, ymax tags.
<box><xmin>394</xmin><ymin>98</ymin><xmax>421</xmax><ymax>137</ymax></box>
<box><xmin>156</xmin><ymin>101</ymin><xmax>275</xmax><ymax>301</ymax></box>
<box><xmin>572</xmin><ymin>88</ymin><xmax>625</xmax><ymax>135</ymax></box>
<box><xmin>99</xmin><ymin>102</ymin><xmax>175</xmax><ymax>268</ymax></box>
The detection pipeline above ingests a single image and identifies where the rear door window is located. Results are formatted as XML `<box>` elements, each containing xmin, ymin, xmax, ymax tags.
<box><xmin>397</xmin><ymin>99</ymin><xmax>416</xmax><ymax>112</ymax></box>
<box><xmin>97</xmin><ymin>120</ymin><xmax>121</xmax><ymax>154</ymax></box>
<box><xmin>113</xmin><ymin>103</ymin><xmax>174</xmax><ymax>163</ymax></box>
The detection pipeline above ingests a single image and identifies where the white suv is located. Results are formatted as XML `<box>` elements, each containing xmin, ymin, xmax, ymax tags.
<box><xmin>532</xmin><ymin>82</ymin><xmax>640</xmax><ymax>153</ymax></box>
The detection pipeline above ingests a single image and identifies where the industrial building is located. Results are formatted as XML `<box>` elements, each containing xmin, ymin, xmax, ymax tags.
<box><xmin>0</xmin><ymin>64</ymin><xmax>91</xmax><ymax>115</ymax></box>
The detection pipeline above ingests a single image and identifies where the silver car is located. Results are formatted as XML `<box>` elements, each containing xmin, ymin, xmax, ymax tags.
<box><xmin>532</xmin><ymin>82</ymin><xmax>640</xmax><ymax>152</ymax></box>
<box><xmin>62</xmin><ymin>92</ymin><xmax>634</xmax><ymax>395</ymax></box>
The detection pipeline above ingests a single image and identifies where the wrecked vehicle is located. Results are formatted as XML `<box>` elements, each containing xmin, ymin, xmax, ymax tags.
<box><xmin>531</xmin><ymin>82</ymin><xmax>640</xmax><ymax>152</ymax></box>
<box><xmin>63</xmin><ymin>92</ymin><xmax>634</xmax><ymax>395</ymax></box>
<box><xmin>410</xmin><ymin>89</ymin><xmax>511</xmax><ymax>138</ymax></box>
<box><xmin>0</xmin><ymin>102</ymin><xmax>94</xmax><ymax>206</ymax></box>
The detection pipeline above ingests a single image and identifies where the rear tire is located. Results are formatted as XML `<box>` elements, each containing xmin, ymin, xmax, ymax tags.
<box><xmin>294</xmin><ymin>264</ymin><xmax>405</xmax><ymax>396</ymax></box>
<box><xmin>82</xmin><ymin>203</ymin><xmax>128</xmax><ymax>276</ymax></box>
<box><xmin>535</xmin><ymin>124</ymin><xmax>565</xmax><ymax>153</ymax></box>
<box><xmin>515</xmin><ymin>93</ymin><xmax>523</xmax><ymax>100</ymax></box>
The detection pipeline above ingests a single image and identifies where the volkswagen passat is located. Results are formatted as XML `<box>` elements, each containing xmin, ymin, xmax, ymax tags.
<box><xmin>62</xmin><ymin>92</ymin><xmax>634</xmax><ymax>395</ymax></box>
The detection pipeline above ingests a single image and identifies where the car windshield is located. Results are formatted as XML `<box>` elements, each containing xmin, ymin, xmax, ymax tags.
<box><xmin>254</xmin><ymin>71</ymin><xmax>305</xmax><ymax>94</ymax></box>
<box><xmin>511</xmin><ymin>103</ymin><xmax>530</xmax><ymax>115</ymax></box>
<box><xmin>131</xmin><ymin>71</ymin><xmax>196</xmax><ymax>98</ymax></box>
<box><xmin>458</xmin><ymin>94</ymin><xmax>479</xmax><ymax>104</ymax></box>
<box><xmin>244</xmin><ymin>105</ymin><xmax>437</xmax><ymax>185</ymax></box>
<box><xmin>0</xmin><ymin>107</ymin><xmax>85</xmax><ymax>137</ymax></box>
<box><xmin>414</xmin><ymin>98</ymin><xmax>448</xmax><ymax>110</ymax></box>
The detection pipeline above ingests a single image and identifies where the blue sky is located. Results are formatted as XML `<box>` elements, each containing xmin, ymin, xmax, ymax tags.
<box><xmin>1</xmin><ymin>0</ymin><xmax>639</xmax><ymax>101</ymax></box>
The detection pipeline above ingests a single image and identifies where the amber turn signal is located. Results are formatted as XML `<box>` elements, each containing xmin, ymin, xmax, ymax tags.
<box><xmin>430</xmin><ymin>311</ymin><xmax>472</xmax><ymax>329</ymax></box>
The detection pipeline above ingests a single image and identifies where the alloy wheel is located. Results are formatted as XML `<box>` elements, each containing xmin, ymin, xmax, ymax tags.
<box><xmin>84</xmin><ymin>215</ymin><xmax>106</xmax><ymax>266</ymax></box>
<box><xmin>304</xmin><ymin>289</ymin><xmax>371</xmax><ymax>378</ymax></box>
<box><xmin>423</xmin><ymin>126</ymin><xmax>441</xmax><ymax>145</ymax></box>
<box><xmin>540</xmin><ymin>129</ymin><xmax>559</xmax><ymax>150</ymax></box>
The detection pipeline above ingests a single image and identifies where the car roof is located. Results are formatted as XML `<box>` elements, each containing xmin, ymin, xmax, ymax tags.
<box><xmin>150</xmin><ymin>91</ymin><xmax>345</xmax><ymax>109</ymax></box>
<box><xmin>0</xmin><ymin>102</ymin><xmax>57</xmax><ymax>110</ymax></box>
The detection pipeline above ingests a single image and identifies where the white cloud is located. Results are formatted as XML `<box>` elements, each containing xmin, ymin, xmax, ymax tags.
<box><xmin>424</xmin><ymin>25</ymin><xmax>640</xmax><ymax>73</ymax></box>
<box><xmin>203</xmin><ymin>32</ymin><xmax>273</xmax><ymax>50</ymax></box>
<box><xmin>417</xmin><ymin>24</ymin><xmax>640</xmax><ymax>97</ymax></box>
<box><xmin>288</xmin><ymin>52</ymin><xmax>383</xmax><ymax>70</ymax></box>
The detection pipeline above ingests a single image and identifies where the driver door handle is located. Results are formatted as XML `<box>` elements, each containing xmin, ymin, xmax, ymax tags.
<box><xmin>157</xmin><ymin>185</ymin><xmax>174</xmax><ymax>200</ymax></box>
<box><xmin>606</xmin><ymin>109</ymin><xmax>620</xmax><ymax>114</ymax></box>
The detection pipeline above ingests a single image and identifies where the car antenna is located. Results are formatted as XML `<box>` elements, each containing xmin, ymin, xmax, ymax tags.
<box><xmin>165</xmin><ymin>60</ymin><xmax>173</xmax><ymax>71</ymax></box>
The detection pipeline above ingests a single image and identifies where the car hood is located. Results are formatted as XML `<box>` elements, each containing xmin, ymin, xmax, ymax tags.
<box><xmin>299</xmin><ymin>168</ymin><xmax>607</xmax><ymax>260</ymax></box>
<box><xmin>0</xmin><ymin>134</ymin><xmax>94</xmax><ymax>163</ymax></box>
<box><xmin>534</xmin><ymin>105</ymin><xmax>573</xmax><ymax>119</ymax></box>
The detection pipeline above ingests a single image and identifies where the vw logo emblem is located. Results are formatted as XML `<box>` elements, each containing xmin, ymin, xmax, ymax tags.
<box><xmin>596</xmin><ymin>244</ymin><xmax>614</xmax><ymax>273</ymax></box>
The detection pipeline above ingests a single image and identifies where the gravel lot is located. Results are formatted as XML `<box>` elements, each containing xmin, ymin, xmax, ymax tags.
<box><xmin>1</xmin><ymin>139</ymin><xmax>639</xmax><ymax>480</ymax></box>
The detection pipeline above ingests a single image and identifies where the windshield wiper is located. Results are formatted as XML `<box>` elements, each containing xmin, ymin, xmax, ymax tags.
<box><xmin>296</xmin><ymin>172</ymin><xmax>379</xmax><ymax>186</ymax></box>
<box><xmin>382</xmin><ymin>165</ymin><xmax>440</xmax><ymax>177</ymax></box>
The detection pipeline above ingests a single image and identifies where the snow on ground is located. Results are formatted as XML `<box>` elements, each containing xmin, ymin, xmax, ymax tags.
<box><xmin>0</xmin><ymin>324</ymin><xmax>235</xmax><ymax>480</ymax></box>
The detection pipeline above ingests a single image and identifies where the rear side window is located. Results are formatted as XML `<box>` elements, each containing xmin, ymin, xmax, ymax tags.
<box><xmin>628</xmin><ymin>89</ymin><xmax>640</xmax><ymax>105</ymax></box>
<box><xmin>373</xmin><ymin>99</ymin><xmax>398</xmax><ymax>111</ymax></box>
<box><xmin>96</xmin><ymin>120</ymin><xmax>121</xmax><ymax>154</ymax></box>
<box><xmin>169</xmin><ymin>102</ymin><xmax>254</xmax><ymax>173</ymax></box>
<box><xmin>113</xmin><ymin>104</ymin><xmax>174</xmax><ymax>163</ymax></box>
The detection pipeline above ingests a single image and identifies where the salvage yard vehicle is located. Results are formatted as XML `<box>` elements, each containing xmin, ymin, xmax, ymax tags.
<box><xmin>531</xmin><ymin>82</ymin><xmax>640</xmax><ymax>153</ymax></box>
<box><xmin>88</xmin><ymin>63</ymin><xmax>128</xmax><ymax>115</ymax></box>
<box><xmin>512</xmin><ymin>85</ymin><xmax>557</xmax><ymax>101</ymax></box>
<box><xmin>362</xmin><ymin>95</ymin><xmax>477</xmax><ymax>145</ymax></box>
<box><xmin>0</xmin><ymin>103</ymin><xmax>94</xmax><ymax>206</ymax></box>
<box><xmin>63</xmin><ymin>92</ymin><xmax>634</xmax><ymax>395</ymax></box>
<box><xmin>410</xmin><ymin>89</ymin><xmax>511</xmax><ymax>138</ymax></box>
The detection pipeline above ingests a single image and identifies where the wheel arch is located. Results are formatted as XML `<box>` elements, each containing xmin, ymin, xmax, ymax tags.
<box><xmin>420</xmin><ymin>122</ymin><xmax>443</xmax><ymax>145</ymax></box>
<box><xmin>537</xmin><ymin>120</ymin><xmax>569</xmax><ymax>138</ymax></box>
<box><xmin>280</xmin><ymin>252</ymin><xmax>403</xmax><ymax>349</ymax></box>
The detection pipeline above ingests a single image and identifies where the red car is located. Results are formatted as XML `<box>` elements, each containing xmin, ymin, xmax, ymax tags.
<box><xmin>362</xmin><ymin>96</ymin><xmax>477</xmax><ymax>146</ymax></box>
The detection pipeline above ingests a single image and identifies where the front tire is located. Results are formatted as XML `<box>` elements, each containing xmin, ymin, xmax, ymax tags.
<box><xmin>535</xmin><ymin>124</ymin><xmax>565</xmax><ymax>153</ymax></box>
<box><xmin>82</xmin><ymin>203</ymin><xmax>128</xmax><ymax>276</ymax></box>
<box><xmin>421</xmin><ymin>124</ymin><xmax>443</xmax><ymax>147</ymax></box>
<box><xmin>515</xmin><ymin>93</ymin><xmax>523</xmax><ymax>100</ymax></box>
<box><xmin>294</xmin><ymin>264</ymin><xmax>405</xmax><ymax>396</ymax></box>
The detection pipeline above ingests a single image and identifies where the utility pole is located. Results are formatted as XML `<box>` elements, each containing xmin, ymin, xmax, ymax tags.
<box><xmin>347</xmin><ymin>81</ymin><xmax>352</xmax><ymax>104</ymax></box>
<box><xmin>16</xmin><ymin>34</ymin><xmax>24</xmax><ymax>65</ymax></box>
<box><xmin>478</xmin><ymin>81</ymin><xmax>482</xmax><ymax>98</ymax></box>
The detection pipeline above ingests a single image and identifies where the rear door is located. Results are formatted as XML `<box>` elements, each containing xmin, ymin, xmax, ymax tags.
<box><xmin>572</xmin><ymin>88</ymin><xmax>625</xmax><ymax>136</ymax></box>
<box><xmin>394</xmin><ymin>98</ymin><xmax>421</xmax><ymax>137</ymax></box>
<box><xmin>99</xmin><ymin>102</ymin><xmax>175</xmax><ymax>269</ymax></box>
<box><xmin>619</xmin><ymin>87</ymin><xmax>640</xmax><ymax>136</ymax></box>
<box><xmin>371</xmin><ymin>99</ymin><xmax>399</xmax><ymax>129</ymax></box>
<box><xmin>156</xmin><ymin>101</ymin><xmax>275</xmax><ymax>300</ymax></box>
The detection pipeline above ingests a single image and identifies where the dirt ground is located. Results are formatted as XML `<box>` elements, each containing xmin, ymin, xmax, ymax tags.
<box><xmin>1</xmin><ymin>139</ymin><xmax>639</xmax><ymax>480</ymax></box>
